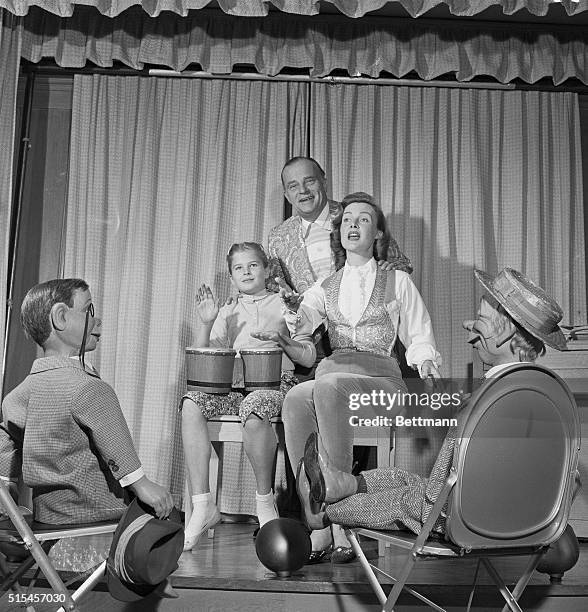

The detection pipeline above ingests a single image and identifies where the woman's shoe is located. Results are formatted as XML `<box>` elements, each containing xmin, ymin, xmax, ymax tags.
<box><xmin>295</xmin><ymin>459</ymin><xmax>329</xmax><ymax>531</ymax></box>
<box><xmin>303</xmin><ymin>432</ymin><xmax>358</xmax><ymax>505</ymax></box>
<box><xmin>306</xmin><ymin>543</ymin><xmax>334</xmax><ymax>565</ymax></box>
<box><xmin>331</xmin><ymin>546</ymin><xmax>357</xmax><ymax>564</ymax></box>
<box><xmin>183</xmin><ymin>505</ymin><xmax>221</xmax><ymax>552</ymax></box>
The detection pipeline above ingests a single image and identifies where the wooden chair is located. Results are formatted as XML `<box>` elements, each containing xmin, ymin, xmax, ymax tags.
<box><xmin>207</xmin><ymin>415</ymin><xmax>285</xmax><ymax>506</ymax></box>
<box><xmin>0</xmin><ymin>479</ymin><xmax>118</xmax><ymax>612</ymax></box>
<box><xmin>353</xmin><ymin>425</ymin><xmax>394</xmax><ymax>470</ymax></box>
<box><xmin>183</xmin><ymin>415</ymin><xmax>286</xmax><ymax>528</ymax></box>
<box><xmin>345</xmin><ymin>363</ymin><xmax>581</xmax><ymax>612</ymax></box>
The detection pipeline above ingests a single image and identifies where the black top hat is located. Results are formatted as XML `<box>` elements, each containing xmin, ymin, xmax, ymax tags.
<box><xmin>474</xmin><ymin>268</ymin><xmax>567</xmax><ymax>351</ymax></box>
<box><xmin>106</xmin><ymin>498</ymin><xmax>184</xmax><ymax>602</ymax></box>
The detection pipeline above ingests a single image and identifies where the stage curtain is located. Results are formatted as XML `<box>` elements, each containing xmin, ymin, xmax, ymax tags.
<box><xmin>0</xmin><ymin>11</ymin><xmax>21</xmax><ymax>395</ymax></box>
<box><xmin>63</xmin><ymin>74</ymin><xmax>308</xmax><ymax>499</ymax></box>
<box><xmin>18</xmin><ymin>6</ymin><xmax>588</xmax><ymax>84</ymax></box>
<box><xmin>311</xmin><ymin>84</ymin><xmax>586</xmax><ymax>379</ymax></box>
<box><xmin>1</xmin><ymin>0</ymin><xmax>588</xmax><ymax>18</ymax></box>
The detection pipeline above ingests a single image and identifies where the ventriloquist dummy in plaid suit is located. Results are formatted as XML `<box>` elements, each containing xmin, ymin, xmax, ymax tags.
<box><xmin>0</xmin><ymin>279</ymin><xmax>173</xmax><ymax>524</ymax></box>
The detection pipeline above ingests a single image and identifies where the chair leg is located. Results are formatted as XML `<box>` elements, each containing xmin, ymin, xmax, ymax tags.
<box><xmin>0</xmin><ymin>553</ymin><xmax>37</xmax><ymax>612</ymax></box>
<box><xmin>383</xmin><ymin>552</ymin><xmax>419</xmax><ymax>612</ymax></box>
<box><xmin>498</xmin><ymin>551</ymin><xmax>545</xmax><ymax>612</ymax></box>
<box><xmin>376</xmin><ymin>432</ymin><xmax>391</xmax><ymax>559</ymax></box>
<box><xmin>209</xmin><ymin>441</ymin><xmax>220</xmax><ymax>504</ymax></box>
<box><xmin>377</xmin><ymin>429</ymin><xmax>391</xmax><ymax>469</ymax></box>
<box><xmin>0</xmin><ymin>549</ymin><xmax>38</xmax><ymax>591</ymax></box>
<box><xmin>345</xmin><ymin>530</ymin><xmax>387</xmax><ymax>606</ymax></box>
<box><xmin>481</xmin><ymin>558</ymin><xmax>523</xmax><ymax>612</ymax></box>
<box><xmin>0</xmin><ymin>483</ymin><xmax>75</xmax><ymax>607</ymax></box>
<box><xmin>346</xmin><ymin>529</ymin><xmax>447</xmax><ymax>612</ymax></box>
<box><xmin>56</xmin><ymin>560</ymin><xmax>107</xmax><ymax>612</ymax></box>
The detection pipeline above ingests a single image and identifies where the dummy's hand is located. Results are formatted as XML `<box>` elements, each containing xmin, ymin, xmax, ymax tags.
<box><xmin>195</xmin><ymin>284</ymin><xmax>220</xmax><ymax>323</ymax></box>
<box><xmin>377</xmin><ymin>260</ymin><xmax>396</xmax><ymax>272</ymax></box>
<box><xmin>129</xmin><ymin>477</ymin><xmax>174</xmax><ymax>519</ymax></box>
<box><xmin>251</xmin><ymin>330</ymin><xmax>283</xmax><ymax>344</ymax></box>
<box><xmin>420</xmin><ymin>359</ymin><xmax>441</xmax><ymax>385</ymax></box>
<box><xmin>276</xmin><ymin>277</ymin><xmax>302</xmax><ymax>312</ymax></box>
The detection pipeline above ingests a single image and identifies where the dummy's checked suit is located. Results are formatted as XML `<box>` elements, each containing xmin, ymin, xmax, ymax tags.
<box><xmin>0</xmin><ymin>356</ymin><xmax>140</xmax><ymax>524</ymax></box>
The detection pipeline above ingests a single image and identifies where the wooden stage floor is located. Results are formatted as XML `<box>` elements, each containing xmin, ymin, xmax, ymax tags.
<box><xmin>173</xmin><ymin>520</ymin><xmax>588</xmax><ymax>612</ymax></box>
<box><xmin>3</xmin><ymin>521</ymin><xmax>588</xmax><ymax>611</ymax></box>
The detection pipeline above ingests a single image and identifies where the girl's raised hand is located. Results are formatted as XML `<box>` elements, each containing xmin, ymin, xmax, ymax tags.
<box><xmin>195</xmin><ymin>284</ymin><xmax>220</xmax><ymax>323</ymax></box>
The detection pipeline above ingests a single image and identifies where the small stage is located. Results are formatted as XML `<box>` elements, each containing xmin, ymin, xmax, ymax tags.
<box><xmin>3</xmin><ymin>521</ymin><xmax>588</xmax><ymax>611</ymax></box>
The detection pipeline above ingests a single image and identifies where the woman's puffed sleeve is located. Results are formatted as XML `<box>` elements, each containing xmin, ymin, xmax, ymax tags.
<box><xmin>395</xmin><ymin>272</ymin><xmax>442</xmax><ymax>374</ymax></box>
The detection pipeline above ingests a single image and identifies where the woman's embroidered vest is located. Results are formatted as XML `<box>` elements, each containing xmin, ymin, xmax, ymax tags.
<box><xmin>322</xmin><ymin>267</ymin><xmax>396</xmax><ymax>357</ymax></box>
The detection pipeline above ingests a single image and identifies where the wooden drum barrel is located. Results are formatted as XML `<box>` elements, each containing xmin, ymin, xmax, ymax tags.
<box><xmin>185</xmin><ymin>347</ymin><xmax>236</xmax><ymax>394</ymax></box>
<box><xmin>240</xmin><ymin>348</ymin><xmax>283</xmax><ymax>392</ymax></box>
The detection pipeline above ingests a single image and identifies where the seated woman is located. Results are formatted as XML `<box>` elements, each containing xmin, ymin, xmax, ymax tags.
<box><xmin>282</xmin><ymin>192</ymin><xmax>441</xmax><ymax>562</ymax></box>
<box><xmin>181</xmin><ymin>242</ymin><xmax>313</xmax><ymax>551</ymax></box>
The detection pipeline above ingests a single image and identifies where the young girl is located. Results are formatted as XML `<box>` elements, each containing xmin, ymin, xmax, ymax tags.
<box><xmin>180</xmin><ymin>242</ymin><xmax>313</xmax><ymax>551</ymax></box>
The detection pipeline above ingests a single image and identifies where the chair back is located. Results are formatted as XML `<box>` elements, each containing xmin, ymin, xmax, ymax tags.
<box><xmin>445</xmin><ymin>363</ymin><xmax>580</xmax><ymax>550</ymax></box>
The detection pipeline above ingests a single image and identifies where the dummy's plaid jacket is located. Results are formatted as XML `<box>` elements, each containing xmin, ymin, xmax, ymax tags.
<box><xmin>0</xmin><ymin>356</ymin><xmax>141</xmax><ymax>524</ymax></box>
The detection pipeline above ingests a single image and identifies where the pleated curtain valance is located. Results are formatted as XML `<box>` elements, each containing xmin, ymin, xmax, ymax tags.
<box><xmin>1</xmin><ymin>0</ymin><xmax>588</xmax><ymax>19</ymax></box>
<box><xmin>10</xmin><ymin>5</ymin><xmax>588</xmax><ymax>84</ymax></box>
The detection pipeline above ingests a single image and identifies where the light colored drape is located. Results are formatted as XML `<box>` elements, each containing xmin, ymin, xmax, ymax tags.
<box><xmin>18</xmin><ymin>6</ymin><xmax>588</xmax><ymax>84</ymax></box>
<box><xmin>64</xmin><ymin>74</ymin><xmax>308</xmax><ymax>498</ymax></box>
<box><xmin>1</xmin><ymin>0</ymin><xmax>587</xmax><ymax>18</ymax></box>
<box><xmin>311</xmin><ymin>84</ymin><xmax>586</xmax><ymax>378</ymax></box>
<box><xmin>0</xmin><ymin>11</ymin><xmax>21</xmax><ymax>396</ymax></box>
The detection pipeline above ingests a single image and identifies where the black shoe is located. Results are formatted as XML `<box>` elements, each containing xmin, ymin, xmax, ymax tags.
<box><xmin>331</xmin><ymin>545</ymin><xmax>356</xmax><ymax>564</ymax></box>
<box><xmin>306</xmin><ymin>543</ymin><xmax>334</xmax><ymax>565</ymax></box>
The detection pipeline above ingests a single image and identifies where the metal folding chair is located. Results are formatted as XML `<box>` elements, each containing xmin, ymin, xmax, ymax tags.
<box><xmin>0</xmin><ymin>479</ymin><xmax>118</xmax><ymax>612</ymax></box>
<box><xmin>345</xmin><ymin>363</ymin><xmax>581</xmax><ymax>612</ymax></box>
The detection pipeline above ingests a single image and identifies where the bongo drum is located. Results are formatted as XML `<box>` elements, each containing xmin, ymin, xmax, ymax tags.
<box><xmin>185</xmin><ymin>347</ymin><xmax>236</xmax><ymax>394</ymax></box>
<box><xmin>240</xmin><ymin>348</ymin><xmax>283</xmax><ymax>392</ymax></box>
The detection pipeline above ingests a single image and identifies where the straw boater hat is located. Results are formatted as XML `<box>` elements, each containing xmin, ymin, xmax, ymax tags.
<box><xmin>106</xmin><ymin>499</ymin><xmax>184</xmax><ymax>602</ymax></box>
<box><xmin>474</xmin><ymin>268</ymin><xmax>567</xmax><ymax>351</ymax></box>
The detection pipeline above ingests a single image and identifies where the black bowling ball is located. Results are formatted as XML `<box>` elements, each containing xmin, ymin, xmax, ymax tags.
<box><xmin>255</xmin><ymin>518</ymin><xmax>311</xmax><ymax>577</ymax></box>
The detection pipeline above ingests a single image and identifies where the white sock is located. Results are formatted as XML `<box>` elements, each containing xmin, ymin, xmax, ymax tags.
<box><xmin>186</xmin><ymin>492</ymin><xmax>215</xmax><ymax>536</ymax></box>
<box><xmin>191</xmin><ymin>492</ymin><xmax>213</xmax><ymax>508</ymax></box>
<box><xmin>255</xmin><ymin>490</ymin><xmax>278</xmax><ymax>527</ymax></box>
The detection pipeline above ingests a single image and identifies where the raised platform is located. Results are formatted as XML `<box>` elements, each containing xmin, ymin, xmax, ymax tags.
<box><xmin>3</xmin><ymin>521</ymin><xmax>588</xmax><ymax>611</ymax></box>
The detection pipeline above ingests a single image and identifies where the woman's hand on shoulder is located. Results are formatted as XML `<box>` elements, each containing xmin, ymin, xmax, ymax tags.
<box><xmin>195</xmin><ymin>284</ymin><xmax>220</xmax><ymax>323</ymax></box>
<box><xmin>377</xmin><ymin>260</ymin><xmax>397</xmax><ymax>272</ymax></box>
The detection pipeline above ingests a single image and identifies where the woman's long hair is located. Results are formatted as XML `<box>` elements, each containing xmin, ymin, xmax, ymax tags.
<box><xmin>331</xmin><ymin>192</ymin><xmax>391</xmax><ymax>271</ymax></box>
